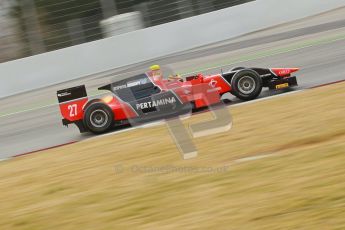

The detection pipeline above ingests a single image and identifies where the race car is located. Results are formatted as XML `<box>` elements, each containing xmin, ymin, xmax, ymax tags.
<box><xmin>57</xmin><ymin>66</ymin><xmax>299</xmax><ymax>134</ymax></box>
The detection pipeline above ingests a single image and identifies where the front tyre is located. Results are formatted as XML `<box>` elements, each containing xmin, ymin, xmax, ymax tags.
<box><xmin>83</xmin><ymin>103</ymin><xmax>114</xmax><ymax>134</ymax></box>
<box><xmin>230</xmin><ymin>69</ymin><xmax>263</xmax><ymax>101</ymax></box>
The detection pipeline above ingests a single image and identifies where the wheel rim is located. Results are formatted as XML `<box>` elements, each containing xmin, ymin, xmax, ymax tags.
<box><xmin>90</xmin><ymin>109</ymin><xmax>109</xmax><ymax>128</ymax></box>
<box><xmin>237</xmin><ymin>76</ymin><xmax>256</xmax><ymax>94</ymax></box>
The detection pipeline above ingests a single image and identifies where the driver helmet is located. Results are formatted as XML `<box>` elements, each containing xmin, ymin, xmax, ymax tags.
<box><xmin>150</xmin><ymin>65</ymin><xmax>163</xmax><ymax>81</ymax></box>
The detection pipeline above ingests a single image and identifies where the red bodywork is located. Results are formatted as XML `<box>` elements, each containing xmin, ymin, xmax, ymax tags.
<box><xmin>271</xmin><ymin>68</ymin><xmax>299</xmax><ymax>77</ymax></box>
<box><xmin>59</xmin><ymin>98</ymin><xmax>88</xmax><ymax>122</ymax></box>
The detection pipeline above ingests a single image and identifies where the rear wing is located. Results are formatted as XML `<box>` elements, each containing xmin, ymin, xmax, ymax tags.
<box><xmin>57</xmin><ymin>85</ymin><xmax>88</xmax><ymax>122</ymax></box>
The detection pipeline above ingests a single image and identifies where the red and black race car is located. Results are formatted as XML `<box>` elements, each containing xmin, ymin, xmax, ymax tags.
<box><xmin>57</xmin><ymin>67</ymin><xmax>299</xmax><ymax>134</ymax></box>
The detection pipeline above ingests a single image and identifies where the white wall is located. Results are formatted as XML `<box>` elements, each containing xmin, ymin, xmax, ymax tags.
<box><xmin>0</xmin><ymin>0</ymin><xmax>344</xmax><ymax>98</ymax></box>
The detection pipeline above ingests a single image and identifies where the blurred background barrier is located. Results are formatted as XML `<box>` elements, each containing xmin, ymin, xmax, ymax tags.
<box><xmin>100</xmin><ymin>12</ymin><xmax>144</xmax><ymax>37</ymax></box>
<box><xmin>0</xmin><ymin>0</ymin><xmax>255</xmax><ymax>63</ymax></box>
<box><xmin>0</xmin><ymin>0</ymin><xmax>344</xmax><ymax>98</ymax></box>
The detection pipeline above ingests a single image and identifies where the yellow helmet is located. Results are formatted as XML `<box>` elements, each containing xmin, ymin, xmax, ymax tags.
<box><xmin>150</xmin><ymin>65</ymin><xmax>161</xmax><ymax>71</ymax></box>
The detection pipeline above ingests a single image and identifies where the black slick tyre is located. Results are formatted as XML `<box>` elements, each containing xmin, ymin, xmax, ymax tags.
<box><xmin>230</xmin><ymin>69</ymin><xmax>263</xmax><ymax>101</ymax></box>
<box><xmin>83</xmin><ymin>103</ymin><xmax>114</xmax><ymax>134</ymax></box>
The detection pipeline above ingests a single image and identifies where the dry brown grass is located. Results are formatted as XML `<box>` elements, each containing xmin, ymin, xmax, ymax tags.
<box><xmin>0</xmin><ymin>82</ymin><xmax>344</xmax><ymax>230</ymax></box>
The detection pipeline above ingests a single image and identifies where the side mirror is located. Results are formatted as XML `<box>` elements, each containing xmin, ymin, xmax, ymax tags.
<box><xmin>153</xmin><ymin>86</ymin><xmax>160</xmax><ymax>93</ymax></box>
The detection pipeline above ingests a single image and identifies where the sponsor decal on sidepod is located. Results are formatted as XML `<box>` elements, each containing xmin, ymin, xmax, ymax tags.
<box><xmin>136</xmin><ymin>97</ymin><xmax>177</xmax><ymax>110</ymax></box>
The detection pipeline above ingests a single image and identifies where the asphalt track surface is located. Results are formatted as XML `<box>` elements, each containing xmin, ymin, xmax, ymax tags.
<box><xmin>0</xmin><ymin>7</ymin><xmax>344</xmax><ymax>159</ymax></box>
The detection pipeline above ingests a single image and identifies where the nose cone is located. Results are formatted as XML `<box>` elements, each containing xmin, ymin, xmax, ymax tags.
<box><xmin>271</xmin><ymin>68</ymin><xmax>300</xmax><ymax>77</ymax></box>
<box><xmin>290</xmin><ymin>68</ymin><xmax>300</xmax><ymax>73</ymax></box>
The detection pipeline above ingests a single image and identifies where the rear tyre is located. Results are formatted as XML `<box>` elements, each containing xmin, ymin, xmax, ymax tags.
<box><xmin>83</xmin><ymin>103</ymin><xmax>114</xmax><ymax>134</ymax></box>
<box><xmin>230</xmin><ymin>69</ymin><xmax>263</xmax><ymax>101</ymax></box>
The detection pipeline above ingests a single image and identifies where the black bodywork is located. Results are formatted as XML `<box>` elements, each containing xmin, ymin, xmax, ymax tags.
<box><xmin>99</xmin><ymin>74</ymin><xmax>193</xmax><ymax>125</ymax></box>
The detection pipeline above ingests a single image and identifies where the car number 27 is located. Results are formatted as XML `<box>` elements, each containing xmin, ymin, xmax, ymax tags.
<box><xmin>68</xmin><ymin>104</ymin><xmax>78</xmax><ymax>117</ymax></box>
